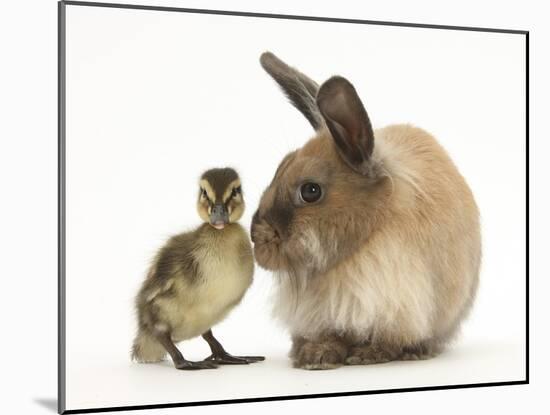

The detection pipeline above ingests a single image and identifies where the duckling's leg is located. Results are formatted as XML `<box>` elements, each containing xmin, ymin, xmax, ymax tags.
<box><xmin>202</xmin><ymin>329</ymin><xmax>265</xmax><ymax>364</ymax></box>
<box><xmin>155</xmin><ymin>332</ymin><xmax>218</xmax><ymax>370</ymax></box>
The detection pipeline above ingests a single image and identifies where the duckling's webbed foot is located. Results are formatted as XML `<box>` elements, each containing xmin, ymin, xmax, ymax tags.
<box><xmin>155</xmin><ymin>331</ymin><xmax>218</xmax><ymax>370</ymax></box>
<box><xmin>202</xmin><ymin>329</ymin><xmax>265</xmax><ymax>365</ymax></box>
<box><xmin>204</xmin><ymin>352</ymin><xmax>265</xmax><ymax>364</ymax></box>
<box><xmin>175</xmin><ymin>360</ymin><xmax>218</xmax><ymax>370</ymax></box>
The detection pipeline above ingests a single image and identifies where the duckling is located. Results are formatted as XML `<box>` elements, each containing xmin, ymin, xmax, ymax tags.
<box><xmin>132</xmin><ymin>168</ymin><xmax>265</xmax><ymax>370</ymax></box>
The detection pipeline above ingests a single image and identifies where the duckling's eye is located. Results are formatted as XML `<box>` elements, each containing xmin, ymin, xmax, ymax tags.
<box><xmin>299</xmin><ymin>182</ymin><xmax>322</xmax><ymax>204</ymax></box>
<box><xmin>231</xmin><ymin>186</ymin><xmax>241</xmax><ymax>198</ymax></box>
<box><xmin>200</xmin><ymin>188</ymin><xmax>207</xmax><ymax>198</ymax></box>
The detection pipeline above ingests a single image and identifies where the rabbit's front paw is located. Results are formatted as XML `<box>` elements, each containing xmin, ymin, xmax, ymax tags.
<box><xmin>400</xmin><ymin>342</ymin><xmax>442</xmax><ymax>361</ymax></box>
<box><xmin>293</xmin><ymin>339</ymin><xmax>347</xmax><ymax>370</ymax></box>
<box><xmin>345</xmin><ymin>344</ymin><xmax>399</xmax><ymax>365</ymax></box>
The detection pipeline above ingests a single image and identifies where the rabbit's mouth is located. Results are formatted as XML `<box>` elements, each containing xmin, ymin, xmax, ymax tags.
<box><xmin>251</xmin><ymin>219</ymin><xmax>286</xmax><ymax>271</ymax></box>
<box><xmin>251</xmin><ymin>216</ymin><xmax>322</xmax><ymax>274</ymax></box>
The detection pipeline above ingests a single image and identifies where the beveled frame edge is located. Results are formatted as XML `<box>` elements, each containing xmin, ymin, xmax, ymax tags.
<box><xmin>59</xmin><ymin>1</ymin><xmax>67</xmax><ymax>413</ymax></box>
<box><xmin>57</xmin><ymin>1</ymin><xmax>530</xmax><ymax>413</ymax></box>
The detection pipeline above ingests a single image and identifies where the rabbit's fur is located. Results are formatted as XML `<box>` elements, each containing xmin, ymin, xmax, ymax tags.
<box><xmin>251</xmin><ymin>52</ymin><xmax>481</xmax><ymax>369</ymax></box>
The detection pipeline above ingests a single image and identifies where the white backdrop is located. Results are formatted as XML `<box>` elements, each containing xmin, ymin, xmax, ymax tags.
<box><xmin>61</xmin><ymin>3</ymin><xmax>527</xmax><ymax>411</ymax></box>
<box><xmin>5</xmin><ymin>0</ymin><xmax>547</xmax><ymax>414</ymax></box>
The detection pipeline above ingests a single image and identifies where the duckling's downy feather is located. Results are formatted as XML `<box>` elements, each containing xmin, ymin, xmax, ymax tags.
<box><xmin>132</xmin><ymin>223</ymin><xmax>254</xmax><ymax>363</ymax></box>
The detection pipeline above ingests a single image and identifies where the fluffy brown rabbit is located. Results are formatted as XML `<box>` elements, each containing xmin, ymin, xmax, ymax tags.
<box><xmin>251</xmin><ymin>52</ymin><xmax>481</xmax><ymax>370</ymax></box>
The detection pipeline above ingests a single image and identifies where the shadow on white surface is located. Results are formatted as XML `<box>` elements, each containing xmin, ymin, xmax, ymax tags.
<box><xmin>65</xmin><ymin>336</ymin><xmax>525</xmax><ymax>411</ymax></box>
<box><xmin>33</xmin><ymin>398</ymin><xmax>57</xmax><ymax>413</ymax></box>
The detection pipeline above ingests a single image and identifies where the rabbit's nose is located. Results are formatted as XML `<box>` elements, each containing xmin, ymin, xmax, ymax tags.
<box><xmin>263</xmin><ymin>215</ymin><xmax>283</xmax><ymax>240</ymax></box>
<box><xmin>264</xmin><ymin>204</ymin><xmax>293</xmax><ymax>239</ymax></box>
<box><xmin>251</xmin><ymin>210</ymin><xmax>281</xmax><ymax>242</ymax></box>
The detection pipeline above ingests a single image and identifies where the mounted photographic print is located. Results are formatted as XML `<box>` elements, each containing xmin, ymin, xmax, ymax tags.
<box><xmin>58</xmin><ymin>1</ymin><xmax>528</xmax><ymax>413</ymax></box>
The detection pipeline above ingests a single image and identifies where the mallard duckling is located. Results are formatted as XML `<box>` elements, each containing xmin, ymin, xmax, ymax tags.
<box><xmin>132</xmin><ymin>168</ymin><xmax>265</xmax><ymax>370</ymax></box>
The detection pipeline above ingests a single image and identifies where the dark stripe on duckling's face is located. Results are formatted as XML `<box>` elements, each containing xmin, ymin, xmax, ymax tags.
<box><xmin>198</xmin><ymin>168</ymin><xmax>244</xmax><ymax>229</ymax></box>
<box><xmin>201</xmin><ymin>167</ymin><xmax>239</xmax><ymax>203</ymax></box>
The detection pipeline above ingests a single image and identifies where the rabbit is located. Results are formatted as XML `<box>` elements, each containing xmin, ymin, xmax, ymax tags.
<box><xmin>250</xmin><ymin>52</ymin><xmax>481</xmax><ymax>370</ymax></box>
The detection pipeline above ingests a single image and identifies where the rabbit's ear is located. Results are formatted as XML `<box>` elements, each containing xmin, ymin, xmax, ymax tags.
<box><xmin>260</xmin><ymin>52</ymin><xmax>324</xmax><ymax>130</ymax></box>
<box><xmin>317</xmin><ymin>76</ymin><xmax>374</xmax><ymax>175</ymax></box>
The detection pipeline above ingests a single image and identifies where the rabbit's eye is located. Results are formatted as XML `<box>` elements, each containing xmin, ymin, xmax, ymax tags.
<box><xmin>299</xmin><ymin>182</ymin><xmax>322</xmax><ymax>203</ymax></box>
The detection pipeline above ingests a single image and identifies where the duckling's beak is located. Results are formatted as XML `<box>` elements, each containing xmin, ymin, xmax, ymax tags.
<box><xmin>210</xmin><ymin>204</ymin><xmax>229</xmax><ymax>230</ymax></box>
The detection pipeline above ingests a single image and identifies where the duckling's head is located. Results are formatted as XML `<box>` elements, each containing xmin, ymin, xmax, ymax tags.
<box><xmin>197</xmin><ymin>168</ymin><xmax>245</xmax><ymax>230</ymax></box>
